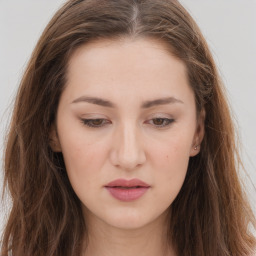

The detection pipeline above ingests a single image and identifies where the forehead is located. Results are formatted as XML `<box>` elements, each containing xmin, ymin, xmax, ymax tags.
<box><xmin>64</xmin><ymin>37</ymin><xmax>193</xmax><ymax>105</ymax></box>
<box><xmin>68</xmin><ymin>37</ymin><xmax>184</xmax><ymax>77</ymax></box>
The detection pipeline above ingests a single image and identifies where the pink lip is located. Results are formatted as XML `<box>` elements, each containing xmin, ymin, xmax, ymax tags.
<box><xmin>105</xmin><ymin>179</ymin><xmax>150</xmax><ymax>202</ymax></box>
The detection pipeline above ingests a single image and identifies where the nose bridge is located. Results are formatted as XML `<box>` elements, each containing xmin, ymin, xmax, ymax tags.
<box><xmin>111</xmin><ymin>120</ymin><xmax>146</xmax><ymax>169</ymax></box>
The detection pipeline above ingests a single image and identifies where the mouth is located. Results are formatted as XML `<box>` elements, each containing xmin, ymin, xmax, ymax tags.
<box><xmin>109</xmin><ymin>186</ymin><xmax>146</xmax><ymax>189</ymax></box>
<box><xmin>105</xmin><ymin>179</ymin><xmax>150</xmax><ymax>202</ymax></box>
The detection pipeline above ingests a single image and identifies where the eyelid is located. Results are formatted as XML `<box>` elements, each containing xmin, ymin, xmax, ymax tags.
<box><xmin>145</xmin><ymin>117</ymin><xmax>175</xmax><ymax>128</ymax></box>
<box><xmin>80</xmin><ymin>118</ymin><xmax>111</xmax><ymax>128</ymax></box>
<box><xmin>79</xmin><ymin>113</ymin><xmax>175</xmax><ymax>129</ymax></box>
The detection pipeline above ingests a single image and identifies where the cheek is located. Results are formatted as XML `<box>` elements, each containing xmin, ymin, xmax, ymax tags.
<box><xmin>58</xmin><ymin>129</ymin><xmax>109</xmax><ymax>189</ymax></box>
<box><xmin>150</xmin><ymin>133</ymin><xmax>192</xmax><ymax>169</ymax></box>
<box><xmin>149</xmin><ymin>135</ymin><xmax>192</xmax><ymax>199</ymax></box>
<box><xmin>152</xmin><ymin>144</ymin><xmax>189</xmax><ymax>183</ymax></box>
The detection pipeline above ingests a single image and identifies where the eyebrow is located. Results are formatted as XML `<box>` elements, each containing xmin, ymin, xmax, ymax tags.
<box><xmin>141</xmin><ymin>97</ymin><xmax>183</xmax><ymax>108</ymax></box>
<box><xmin>72</xmin><ymin>96</ymin><xmax>115</xmax><ymax>107</ymax></box>
<box><xmin>71</xmin><ymin>96</ymin><xmax>183</xmax><ymax>108</ymax></box>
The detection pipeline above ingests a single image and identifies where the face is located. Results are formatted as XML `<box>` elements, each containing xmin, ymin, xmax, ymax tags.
<box><xmin>51</xmin><ymin>38</ymin><xmax>204</xmax><ymax>230</ymax></box>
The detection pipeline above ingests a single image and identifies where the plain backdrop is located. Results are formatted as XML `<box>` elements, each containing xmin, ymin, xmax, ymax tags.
<box><xmin>1</xmin><ymin>0</ymin><xmax>256</xmax><ymax>234</ymax></box>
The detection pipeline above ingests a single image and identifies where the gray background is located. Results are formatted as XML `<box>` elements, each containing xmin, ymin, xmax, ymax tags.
<box><xmin>1</xmin><ymin>0</ymin><xmax>256</xmax><ymax>234</ymax></box>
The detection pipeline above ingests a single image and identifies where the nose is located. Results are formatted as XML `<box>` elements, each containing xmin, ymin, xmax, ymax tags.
<box><xmin>109</xmin><ymin>122</ymin><xmax>146</xmax><ymax>170</ymax></box>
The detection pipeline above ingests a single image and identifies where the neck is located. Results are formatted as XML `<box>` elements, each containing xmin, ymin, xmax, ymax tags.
<box><xmin>82</xmin><ymin>211</ymin><xmax>176</xmax><ymax>256</ymax></box>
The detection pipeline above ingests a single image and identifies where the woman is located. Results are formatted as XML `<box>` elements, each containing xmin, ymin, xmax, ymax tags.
<box><xmin>1</xmin><ymin>0</ymin><xmax>255</xmax><ymax>255</ymax></box>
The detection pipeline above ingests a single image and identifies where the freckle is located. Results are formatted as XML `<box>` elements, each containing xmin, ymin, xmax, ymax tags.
<box><xmin>166</xmin><ymin>155</ymin><xmax>169</xmax><ymax>158</ymax></box>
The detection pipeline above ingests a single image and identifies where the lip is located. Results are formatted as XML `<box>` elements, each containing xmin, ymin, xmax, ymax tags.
<box><xmin>105</xmin><ymin>179</ymin><xmax>150</xmax><ymax>202</ymax></box>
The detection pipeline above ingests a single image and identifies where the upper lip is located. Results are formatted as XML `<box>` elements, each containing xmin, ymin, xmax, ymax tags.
<box><xmin>105</xmin><ymin>179</ymin><xmax>150</xmax><ymax>188</ymax></box>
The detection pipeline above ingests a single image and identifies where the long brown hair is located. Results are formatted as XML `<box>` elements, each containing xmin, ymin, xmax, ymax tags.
<box><xmin>1</xmin><ymin>0</ymin><xmax>255</xmax><ymax>255</ymax></box>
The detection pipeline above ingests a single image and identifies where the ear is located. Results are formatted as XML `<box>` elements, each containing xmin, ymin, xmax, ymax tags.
<box><xmin>190</xmin><ymin>109</ymin><xmax>205</xmax><ymax>157</ymax></box>
<box><xmin>49</xmin><ymin>124</ymin><xmax>62</xmax><ymax>152</ymax></box>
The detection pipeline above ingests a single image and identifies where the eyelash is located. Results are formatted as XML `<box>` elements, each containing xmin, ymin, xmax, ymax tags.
<box><xmin>146</xmin><ymin>118</ymin><xmax>175</xmax><ymax>128</ymax></box>
<box><xmin>81</xmin><ymin>118</ymin><xmax>110</xmax><ymax>128</ymax></box>
<box><xmin>80</xmin><ymin>118</ymin><xmax>174</xmax><ymax>128</ymax></box>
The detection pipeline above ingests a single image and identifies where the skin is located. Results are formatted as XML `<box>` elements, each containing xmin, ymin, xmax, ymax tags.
<box><xmin>50</xmin><ymin>37</ymin><xmax>204</xmax><ymax>256</ymax></box>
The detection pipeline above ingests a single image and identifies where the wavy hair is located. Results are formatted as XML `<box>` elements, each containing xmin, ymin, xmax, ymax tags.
<box><xmin>1</xmin><ymin>0</ymin><xmax>255</xmax><ymax>255</ymax></box>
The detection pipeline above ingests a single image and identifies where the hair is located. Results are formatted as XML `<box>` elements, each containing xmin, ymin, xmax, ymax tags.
<box><xmin>1</xmin><ymin>0</ymin><xmax>255</xmax><ymax>255</ymax></box>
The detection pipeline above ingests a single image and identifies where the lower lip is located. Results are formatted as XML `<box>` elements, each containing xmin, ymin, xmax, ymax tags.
<box><xmin>105</xmin><ymin>187</ymin><xmax>149</xmax><ymax>202</ymax></box>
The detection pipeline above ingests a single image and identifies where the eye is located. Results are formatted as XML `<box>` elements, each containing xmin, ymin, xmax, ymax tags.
<box><xmin>80</xmin><ymin>118</ymin><xmax>111</xmax><ymax>128</ymax></box>
<box><xmin>147</xmin><ymin>118</ymin><xmax>174</xmax><ymax>128</ymax></box>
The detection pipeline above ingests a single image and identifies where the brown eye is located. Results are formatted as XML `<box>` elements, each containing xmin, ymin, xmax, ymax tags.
<box><xmin>150</xmin><ymin>118</ymin><xmax>174</xmax><ymax>128</ymax></box>
<box><xmin>153</xmin><ymin>118</ymin><xmax>165</xmax><ymax>126</ymax></box>
<box><xmin>91</xmin><ymin>119</ymin><xmax>104</xmax><ymax>126</ymax></box>
<box><xmin>81</xmin><ymin>119</ymin><xmax>110</xmax><ymax>128</ymax></box>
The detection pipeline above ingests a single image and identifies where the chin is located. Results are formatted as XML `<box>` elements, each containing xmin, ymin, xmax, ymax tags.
<box><xmin>105</xmin><ymin>214</ymin><xmax>151</xmax><ymax>230</ymax></box>
<box><xmin>101</xmin><ymin>206</ymin><xmax>168</xmax><ymax>231</ymax></box>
